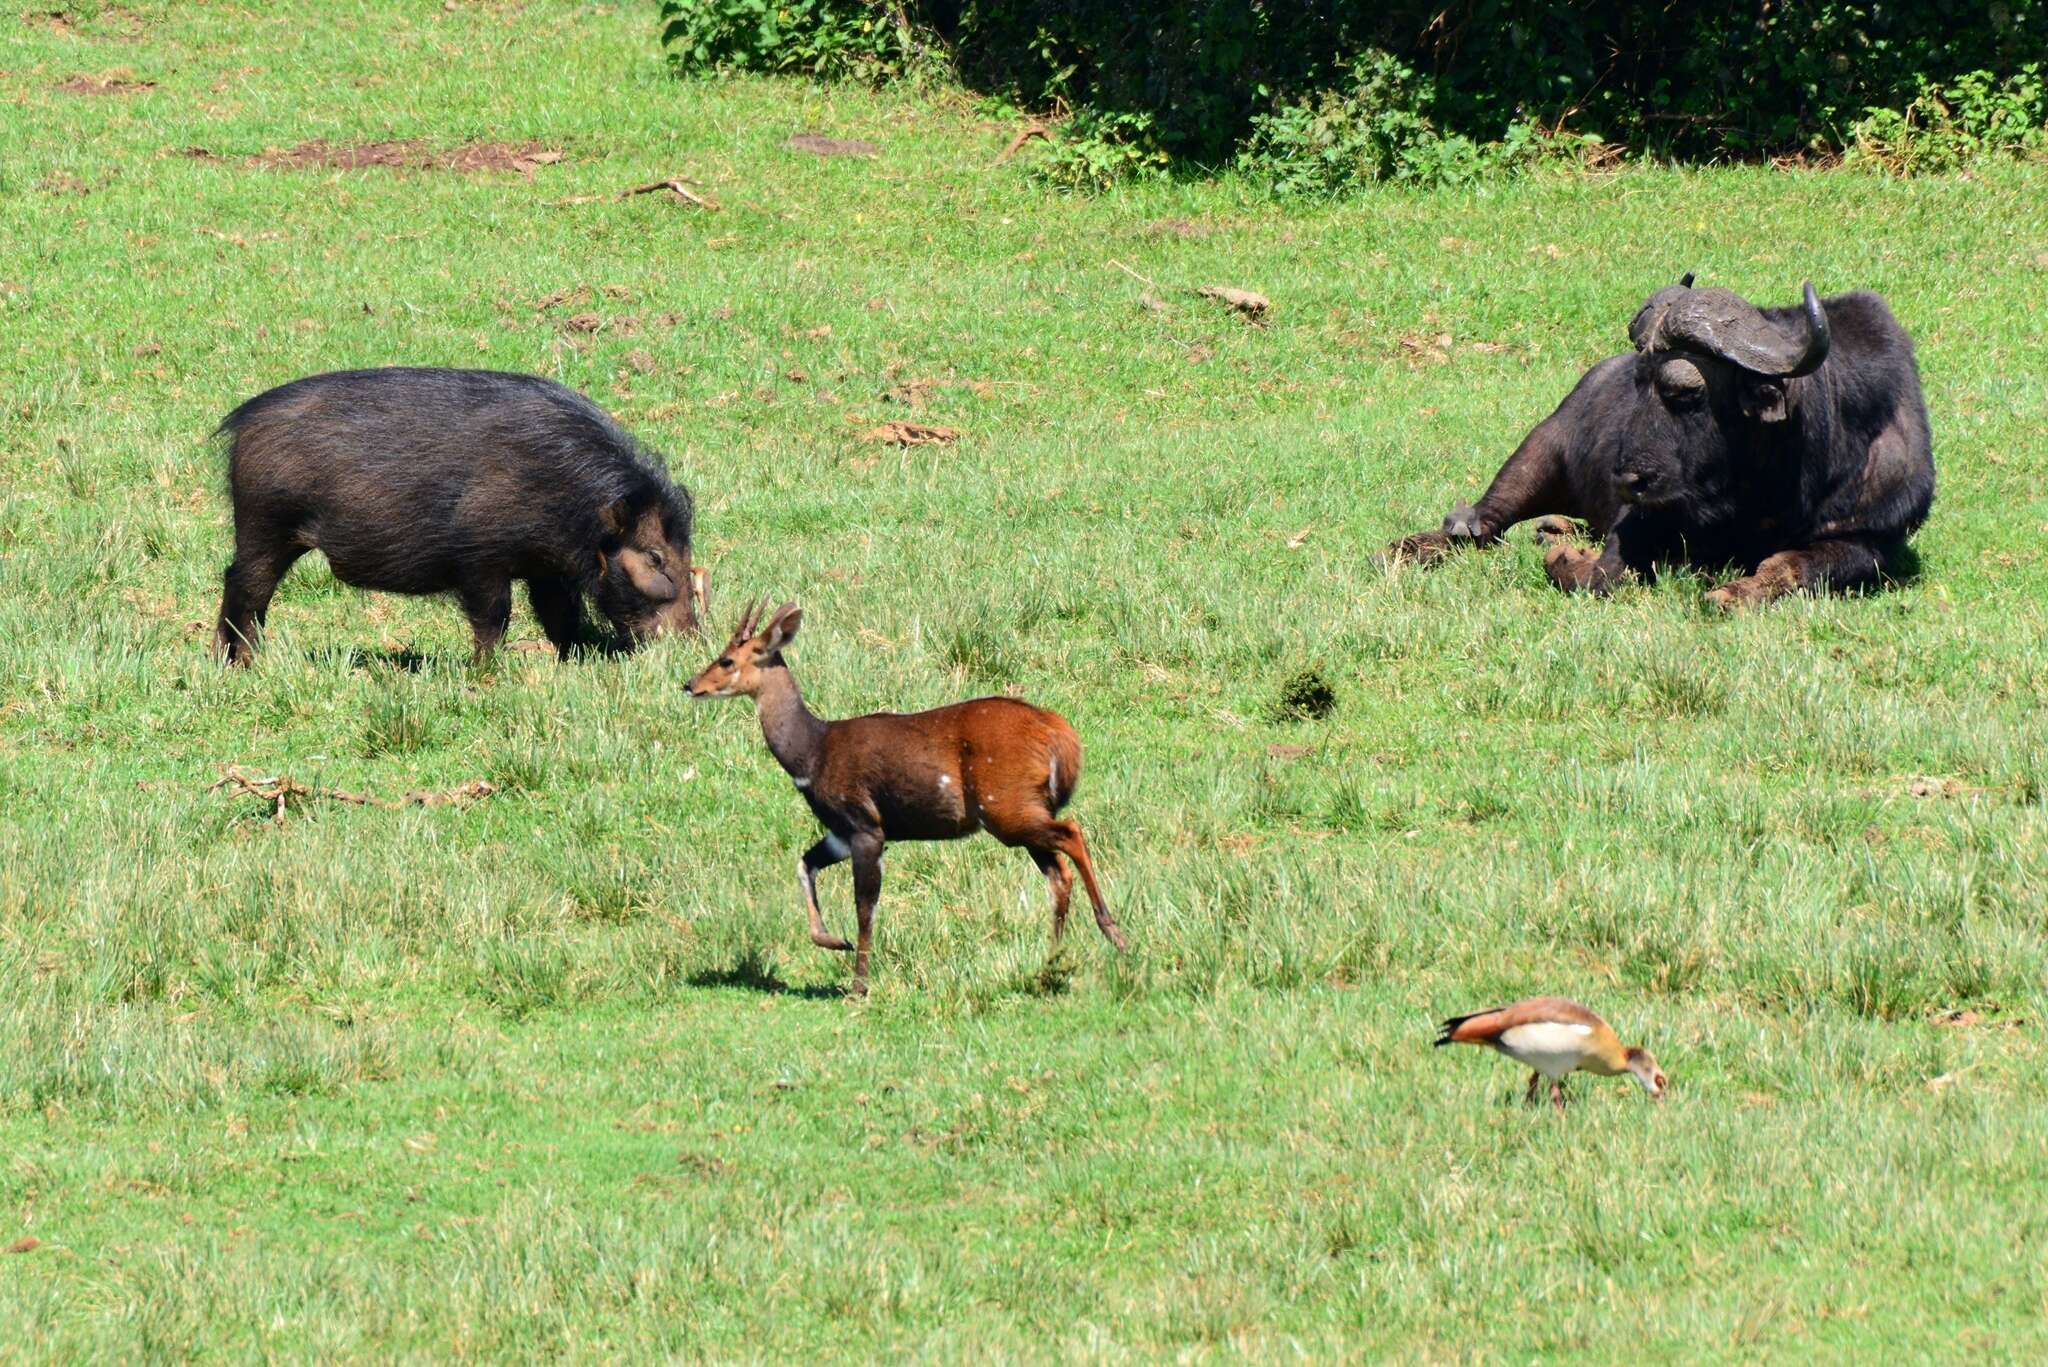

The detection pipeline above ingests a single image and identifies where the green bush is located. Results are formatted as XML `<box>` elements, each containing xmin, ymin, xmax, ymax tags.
<box><xmin>1847</xmin><ymin>64</ymin><xmax>2048</xmax><ymax>174</ymax></box>
<box><xmin>938</xmin><ymin>2</ymin><xmax>2048</xmax><ymax>165</ymax></box>
<box><xmin>657</xmin><ymin>0</ymin><xmax>919</xmax><ymax>83</ymax></box>
<box><xmin>1030</xmin><ymin>109</ymin><xmax>1170</xmax><ymax>192</ymax></box>
<box><xmin>1234</xmin><ymin>50</ymin><xmax>1602</xmax><ymax>195</ymax></box>
<box><xmin>658</xmin><ymin>1</ymin><xmax>2048</xmax><ymax>177</ymax></box>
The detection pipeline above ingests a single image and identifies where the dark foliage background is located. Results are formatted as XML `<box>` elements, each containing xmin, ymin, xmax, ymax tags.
<box><xmin>664</xmin><ymin>1</ymin><xmax>2045</xmax><ymax>163</ymax></box>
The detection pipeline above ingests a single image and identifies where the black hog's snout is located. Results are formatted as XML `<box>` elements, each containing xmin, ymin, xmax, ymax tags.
<box><xmin>215</xmin><ymin>367</ymin><xmax>695</xmax><ymax>663</ymax></box>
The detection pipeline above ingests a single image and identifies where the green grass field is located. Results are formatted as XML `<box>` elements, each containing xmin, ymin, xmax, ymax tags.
<box><xmin>5</xmin><ymin>2</ymin><xmax>2048</xmax><ymax>1358</ymax></box>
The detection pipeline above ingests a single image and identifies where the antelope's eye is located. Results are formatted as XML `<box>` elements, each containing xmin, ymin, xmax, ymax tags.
<box><xmin>716</xmin><ymin>657</ymin><xmax>733</xmax><ymax>669</ymax></box>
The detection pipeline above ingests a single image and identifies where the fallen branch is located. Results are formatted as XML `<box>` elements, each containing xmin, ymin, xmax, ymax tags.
<box><xmin>622</xmin><ymin>178</ymin><xmax>719</xmax><ymax>210</ymax></box>
<box><xmin>209</xmin><ymin>765</ymin><xmax>497</xmax><ymax>823</ymax></box>
<box><xmin>994</xmin><ymin>123</ymin><xmax>1050</xmax><ymax>163</ymax></box>
<box><xmin>1196</xmin><ymin>285</ymin><xmax>1270</xmax><ymax>324</ymax></box>
<box><xmin>860</xmin><ymin>420</ymin><xmax>960</xmax><ymax>447</ymax></box>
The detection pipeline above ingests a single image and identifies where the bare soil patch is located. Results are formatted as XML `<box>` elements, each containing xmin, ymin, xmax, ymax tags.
<box><xmin>54</xmin><ymin>71</ymin><xmax>154</xmax><ymax>96</ymax></box>
<box><xmin>251</xmin><ymin>140</ymin><xmax>562</xmax><ymax>174</ymax></box>
<box><xmin>785</xmin><ymin>133</ymin><xmax>878</xmax><ymax>158</ymax></box>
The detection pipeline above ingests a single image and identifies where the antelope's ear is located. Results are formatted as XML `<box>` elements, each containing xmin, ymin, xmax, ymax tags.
<box><xmin>760</xmin><ymin>601</ymin><xmax>802</xmax><ymax>651</ymax></box>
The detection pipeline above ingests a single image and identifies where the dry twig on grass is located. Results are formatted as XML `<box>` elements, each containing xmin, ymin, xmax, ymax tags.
<box><xmin>209</xmin><ymin>765</ymin><xmax>497</xmax><ymax>823</ymax></box>
<box><xmin>622</xmin><ymin>178</ymin><xmax>719</xmax><ymax>210</ymax></box>
<box><xmin>994</xmin><ymin>123</ymin><xmax>1050</xmax><ymax>163</ymax></box>
<box><xmin>1108</xmin><ymin>259</ymin><xmax>1163</xmax><ymax>291</ymax></box>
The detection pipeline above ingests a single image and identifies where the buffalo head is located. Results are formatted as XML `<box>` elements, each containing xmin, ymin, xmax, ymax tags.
<box><xmin>1611</xmin><ymin>276</ymin><xmax>1833</xmax><ymax>509</ymax></box>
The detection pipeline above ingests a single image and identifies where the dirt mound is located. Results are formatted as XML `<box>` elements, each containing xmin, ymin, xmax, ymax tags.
<box><xmin>251</xmin><ymin>140</ymin><xmax>563</xmax><ymax>174</ymax></box>
<box><xmin>54</xmin><ymin>72</ymin><xmax>155</xmax><ymax>96</ymax></box>
<box><xmin>785</xmin><ymin>133</ymin><xmax>877</xmax><ymax>158</ymax></box>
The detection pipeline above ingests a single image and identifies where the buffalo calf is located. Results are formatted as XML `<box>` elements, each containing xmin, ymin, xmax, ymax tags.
<box><xmin>215</xmin><ymin>367</ymin><xmax>699</xmax><ymax>663</ymax></box>
<box><xmin>1384</xmin><ymin>277</ymin><xmax>1935</xmax><ymax>608</ymax></box>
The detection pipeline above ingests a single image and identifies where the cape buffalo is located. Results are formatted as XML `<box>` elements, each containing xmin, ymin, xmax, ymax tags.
<box><xmin>1383</xmin><ymin>277</ymin><xmax>1935</xmax><ymax>608</ymax></box>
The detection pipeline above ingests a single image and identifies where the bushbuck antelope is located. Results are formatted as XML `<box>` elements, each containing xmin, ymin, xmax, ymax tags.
<box><xmin>687</xmin><ymin>600</ymin><xmax>1128</xmax><ymax>994</ymax></box>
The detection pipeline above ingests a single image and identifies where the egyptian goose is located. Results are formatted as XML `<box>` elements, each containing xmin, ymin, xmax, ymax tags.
<box><xmin>1435</xmin><ymin>997</ymin><xmax>1666</xmax><ymax>1110</ymax></box>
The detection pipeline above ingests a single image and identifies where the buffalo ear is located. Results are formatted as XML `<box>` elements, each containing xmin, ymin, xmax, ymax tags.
<box><xmin>1741</xmin><ymin>379</ymin><xmax>1790</xmax><ymax>424</ymax></box>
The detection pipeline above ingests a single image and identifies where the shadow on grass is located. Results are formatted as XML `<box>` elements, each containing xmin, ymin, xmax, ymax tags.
<box><xmin>686</xmin><ymin>950</ymin><xmax>847</xmax><ymax>1000</ymax></box>
<box><xmin>334</xmin><ymin>645</ymin><xmax>433</xmax><ymax>673</ymax></box>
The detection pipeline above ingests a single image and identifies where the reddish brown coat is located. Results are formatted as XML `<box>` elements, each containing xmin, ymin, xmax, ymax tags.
<box><xmin>688</xmin><ymin>600</ymin><xmax>1126</xmax><ymax>995</ymax></box>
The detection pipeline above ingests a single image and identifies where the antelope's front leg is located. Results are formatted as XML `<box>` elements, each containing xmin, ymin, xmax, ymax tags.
<box><xmin>799</xmin><ymin>835</ymin><xmax>853</xmax><ymax>952</ymax></box>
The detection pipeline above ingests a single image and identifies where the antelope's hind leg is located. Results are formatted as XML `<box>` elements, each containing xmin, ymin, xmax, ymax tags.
<box><xmin>1041</xmin><ymin>820</ymin><xmax>1126</xmax><ymax>950</ymax></box>
<box><xmin>848</xmin><ymin>833</ymin><xmax>885</xmax><ymax>996</ymax></box>
<box><xmin>1031</xmin><ymin>848</ymin><xmax>1074</xmax><ymax>944</ymax></box>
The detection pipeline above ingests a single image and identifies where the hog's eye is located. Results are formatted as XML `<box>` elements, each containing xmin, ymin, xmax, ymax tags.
<box><xmin>649</xmin><ymin>550</ymin><xmax>665</xmax><ymax>568</ymax></box>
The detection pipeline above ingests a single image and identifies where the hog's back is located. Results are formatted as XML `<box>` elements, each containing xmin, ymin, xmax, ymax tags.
<box><xmin>222</xmin><ymin>368</ymin><xmax>635</xmax><ymax>592</ymax></box>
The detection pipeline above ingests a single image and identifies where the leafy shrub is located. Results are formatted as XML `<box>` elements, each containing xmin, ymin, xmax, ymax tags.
<box><xmin>1236</xmin><ymin>50</ymin><xmax>1443</xmax><ymax>195</ymax></box>
<box><xmin>657</xmin><ymin>0</ymin><xmax>922</xmax><ymax>84</ymax></box>
<box><xmin>1848</xmin><ymin>65</ymin><xmax>2048</xmax><ymax>174</ymax></box>
<box><xmin>1270</xmin><ymin>668</ymin><xmax>1337</xmax><ymax>722</ymax></box>
<box><xmin>659</xmin><ymin>1</ymin><xmax>2048</xmax><ymax>174</ymax></box>
<box><xmin>1235</xmin><ymin>50</ymin><xmax>1603</xmax><ymax>195</ymax></box>
<box><xmin>1029</xmin><ymin>109</ymin><xmax>1170</xmax><ymax>192</ymax></box>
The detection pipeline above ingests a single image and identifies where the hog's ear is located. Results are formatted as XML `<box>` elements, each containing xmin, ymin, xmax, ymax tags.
<box><xmin>599</xmin><ymin>498</ymin><xmax>634</xmax><ymax>536</ymax></box>
<box><xmin>760</xmin><ymin>601</ymin><xmax>802</xmax><ymax>652</ymax></box>
<box><xmin>1741</xmin><ymin>378</ymin><xmax>1790</xmax><ymax>424</ymax></box>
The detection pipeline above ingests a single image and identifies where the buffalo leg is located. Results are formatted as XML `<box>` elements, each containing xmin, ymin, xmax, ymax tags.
<box><xmin>1382</xmin><ymin>419</ymin><xmax>1573</xmax><ymax>565</ymax></box>
<box><xmin>458</xmin><ymin>574</ymin><xmax>514</xmax><ymax>658</ymax></box>
<box><xmin>848</xmin><ymin>832</ymin><xmax>884</xmax><ymax>996</ymax></box>
<box><xmin>215</xmin><ymin>535</ymin><xmax>306</xmax><ymax>665</ymax></box>
<box><xmin>799</xmin><ymin>834</ymin><xmax>854</xmax><ymax>952</ymax></box>
<box><xmin>1705</xmin><ymin>539</ymin><xmax>1888</xmax><ymax>610</ymax></box>
<box><xmin>1545</xmin><ymin>510</ymin><xmax>1643</xmax><ymax>596</ymax></box>
<box><xmin>526</xmin><ymin>576</ymin><xmax>587</xmax><ymax>658</ymax></box>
